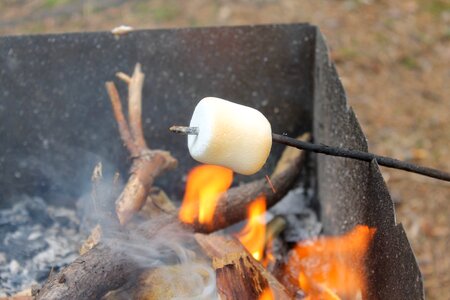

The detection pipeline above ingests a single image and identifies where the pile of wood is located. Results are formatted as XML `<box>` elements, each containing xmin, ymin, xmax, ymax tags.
<box><xmin>34</xmin><ymin>64</ymin><xmax>308</xmax><ymax>300</ymax></box>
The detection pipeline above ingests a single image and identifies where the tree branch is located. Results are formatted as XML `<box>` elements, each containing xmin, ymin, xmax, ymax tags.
<box><xmin>105</xmin><ymin>81</ymin><xmax>138</xmax><ymax>156</ymax></box>
<box><xmin>109</xmin><ymin>63</ymin><xmax>177</xmax><ymax>225</ymax></box>
<box><xmin>127</xmin><ymin>64</ymin><xmax>148</xmax><ymax>150</ymax></box>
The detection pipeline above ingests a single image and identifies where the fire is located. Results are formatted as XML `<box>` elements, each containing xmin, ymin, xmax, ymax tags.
<box><xmin>179</xmin><ymin>166</ymin><xmax>374</xmax><ymax>300</ymax></box>
<box><xmin>178</xmin><ymin>164</ymin><xmax>233</xmax><ymax>226</ymax></box>
<box><xmin>258</xmin><ymin>287</ymin><xmax>274</xmax><ymax>300</ymax></box>
<box><xmin>236</xmin><ymin>196</ymin><xmax>267</xmax><ymax>261</ymax></box>
<box><xmin>287</xmin><ymin>225</ymin><xmax>376</xmax><ymax>299</ymax></box>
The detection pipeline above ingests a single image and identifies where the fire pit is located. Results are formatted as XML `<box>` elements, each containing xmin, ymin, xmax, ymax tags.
<box><xmin>0</xmin><ymin>24</ymin><xmax>423</xmax><ymax>299</ymax></box>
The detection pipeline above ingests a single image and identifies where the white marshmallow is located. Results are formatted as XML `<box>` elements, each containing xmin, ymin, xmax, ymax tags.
<box><xmin>188</xmin><ymin>97</ymin><xmax>272</xmax><ymax>175</ymax></box>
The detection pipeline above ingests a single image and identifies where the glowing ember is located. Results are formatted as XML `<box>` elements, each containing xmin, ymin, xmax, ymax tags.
<box><xmin>178</xmin><ymin>165</ymin><xmax>233</xmax><ymax>226</ymax></box>
<box><xmin>258</xmin><ymin>287</ymin><xmax>274</xmax><ymax>300</ymax></box>
<box><xmin>236</xmin><ymin>196</ymin><xmax>267</xmax><ymax>261</ymax></box>
<box><xmin>286</xmin><ymin>225</ymin><xmax>376</xmax><ymax>299</ymax></box>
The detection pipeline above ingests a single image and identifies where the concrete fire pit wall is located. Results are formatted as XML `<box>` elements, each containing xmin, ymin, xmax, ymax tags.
<box><xmin>313</xmin><ymin>31</ymin><xmax>423</xmax><ymax>299</ymax></box>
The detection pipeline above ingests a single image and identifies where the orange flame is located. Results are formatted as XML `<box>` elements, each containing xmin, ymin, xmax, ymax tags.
<box><xmin>286</xmin><ymin>225</ymin><xmax>376</xmax><ymax>299</ymax></box>
<box><xmin>178</xmin><ymin>165</ymin><xmax>233</xmax><ymax>226</ymax></box>
<box><xmin>258</xmin><ymin>287</ymin><xmax>274</xmax><ymax>300</ymax></box>
<box><xmin>236</xmin><ymin>196</ymin><xmax>267</xmax><ymax>261</ymax></box>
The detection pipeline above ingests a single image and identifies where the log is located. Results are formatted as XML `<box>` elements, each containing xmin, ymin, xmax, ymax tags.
<box><xmin>36</xmin><ymin>244</ymin><xmax>138</xmax><ymax>300</ymax></box>
<box><xmin>195</xmin><ymin>234</ymin><xmax>292</xmax><ymax>299</ymax></box>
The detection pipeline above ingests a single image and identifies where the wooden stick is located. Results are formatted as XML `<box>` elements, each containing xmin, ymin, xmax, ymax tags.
<box><xmin>105</xmin><ymin>81</ymin><xmax>138</xmax><ymax>156</ymax></box>
<box><xmin>116</xmin><ymin>72</ymin><xmax>132</xmax><ymax>84</ymax></box>
<box><xmin>110</xmin><ymin>64</ymin><xmax>177</xmax><ymax>224</ymax></box>
<box><xmin>127</xmin><ymin>64</ymin><xmax>148</xmax><ymax>150</ymax></box>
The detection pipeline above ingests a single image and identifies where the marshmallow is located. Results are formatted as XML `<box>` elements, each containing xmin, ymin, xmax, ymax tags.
<box><xmin>188</xmin><ymin>97</ymin><xmax>272</xmax><ymax>175</ymax></box>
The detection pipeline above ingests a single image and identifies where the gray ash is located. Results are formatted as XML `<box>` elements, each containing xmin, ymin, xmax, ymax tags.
<box><xmin>269</xmin><ymin>186</ymin><xmax>322</xmax><ymax>243</ymax></box>
<box><xmin>0</xmin><ymin>195</ymin><xmax>83</xmax><ymax>296</ymax></box>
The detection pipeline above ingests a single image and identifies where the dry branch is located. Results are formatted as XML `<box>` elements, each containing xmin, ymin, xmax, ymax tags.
<box><xmin>127</xmin><ymin>64</ymin><xmax>147</xmax><ymax>150</ymax></box>
<box><xmin>107</xmin><ymin>64</ymin><xmax>177</xmax><ymax>224</ymax></box>
<box><xmin>105</xmin><ymin>82</ymin><xmax>137</xmax><ymax>156</ymax></box>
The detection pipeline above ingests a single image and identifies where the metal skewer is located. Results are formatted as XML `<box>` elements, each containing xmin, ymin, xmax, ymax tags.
<box><xmin>169</xmin><ymin>126</ymin><xmax>450</xmax><ymax>182</ymax></box>
<box><xmin>169</xmin><ymin>126</ymin><xmax>200</xmax><ymax>135</ymax></box>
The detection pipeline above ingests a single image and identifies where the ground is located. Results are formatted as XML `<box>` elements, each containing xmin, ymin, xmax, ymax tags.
<box><xmin>0</xmin><ymin>0</ymin><xmax>448</xmax><ymax>298</ymax></box>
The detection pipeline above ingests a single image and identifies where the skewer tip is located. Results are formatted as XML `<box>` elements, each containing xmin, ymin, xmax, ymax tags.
<box><xmin>169</xmin><ymin>126</ymin><xmax>199</xmax><ymax>135</ymax></box>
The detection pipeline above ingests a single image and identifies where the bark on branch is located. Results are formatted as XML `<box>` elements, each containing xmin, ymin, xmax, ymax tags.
<box><xmin>36</xmin><ymin>244</ymin><xmax>137</xmax><ymax>300</ymax></box>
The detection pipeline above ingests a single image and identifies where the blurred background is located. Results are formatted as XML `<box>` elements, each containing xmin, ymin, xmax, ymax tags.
<box><xmin>0</xmin><ymin>0</ymin><xmax>448</xmax><ymax>298</ymax></box>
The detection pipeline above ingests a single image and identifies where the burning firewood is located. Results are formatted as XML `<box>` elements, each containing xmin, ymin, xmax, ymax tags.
<box><xmin>195</xmin><ymin>233</ymin><xmax>293</xmax><ymax>299</ymax></box>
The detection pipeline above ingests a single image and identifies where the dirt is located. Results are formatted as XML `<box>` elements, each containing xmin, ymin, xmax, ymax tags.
<box><xmin>0</xmin><ymin>0</ymin><xmax>448</xmax><ymax>298</ymax></box>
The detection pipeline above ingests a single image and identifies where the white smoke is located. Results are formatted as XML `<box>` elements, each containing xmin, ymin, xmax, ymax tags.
<box><xmin>77</xmin><ymin>165</ymin><xmax>218</xmax><ymax>299</ymax></box>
